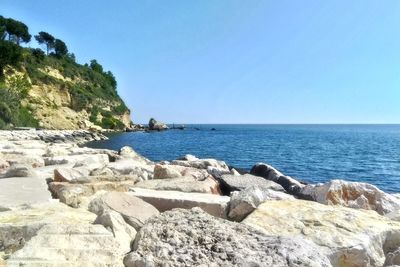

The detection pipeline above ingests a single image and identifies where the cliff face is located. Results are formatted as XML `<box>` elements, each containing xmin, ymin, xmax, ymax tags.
<box><xmin>2</xmin><ymin>53</ymin><xmax>132</xmax><ymax>130</ymax></box>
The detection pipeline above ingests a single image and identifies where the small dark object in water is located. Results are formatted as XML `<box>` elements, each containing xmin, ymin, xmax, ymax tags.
<box><xmin>194</xmin><ymin>128</ymin><xmax>200</xmax><ymax>130</ymax></box>
<box><xmin>211</xmin><ymin>128</ymin><xmax>216</xmax><ymax>131</ymax></box>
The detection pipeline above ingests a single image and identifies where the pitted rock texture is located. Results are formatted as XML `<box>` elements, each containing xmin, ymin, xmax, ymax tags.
<box><xmin>124</xmin><ymin>207</ymin><xmax>332</xmax><ymax>267</ymax></box>
<box><xmin>300</xmin><ymin>179</ymin><xmax>400</xmax><ymax>215</ymax></box>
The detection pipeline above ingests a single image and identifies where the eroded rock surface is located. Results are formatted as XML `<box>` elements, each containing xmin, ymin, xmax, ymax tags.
<box><xmin>300</xmin><ymin>179</ymin><xmax>400</xmax><ymax>215</ymax></box>
<box><xmin>125</xmin><ymin>208</ymin><xmax>332</xmax><ymax>267</ymax></box>
<box><xmin>89</xmin><ymin>191</ymin><xmax>159</xmax><ymax>230</ymax></box>
<box><xmin>129</xmin><ymin>188</ymin><xmax>230</xmax><ymax>218</ymax></box>
<box><xmin>228</xmin><ymin>185</ymin><xmax>294</xmax><ymax>221</ymax></box>
<box><xmin>243</xmin><ymin>200</ymin><xmax>400</xmax><ymax>267</ymax></box>
<box><xmin>6</xmin><ymin>224</ymin><xmax>124</xmax><ymax>267</ymax></box>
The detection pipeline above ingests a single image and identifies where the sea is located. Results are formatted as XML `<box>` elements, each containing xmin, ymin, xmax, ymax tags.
<box><xmin>86</xmin><ymin>124</ymin><xmax>400</xmax><ymax>193</ymax></box>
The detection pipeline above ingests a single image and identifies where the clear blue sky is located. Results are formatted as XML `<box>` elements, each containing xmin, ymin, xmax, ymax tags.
<box><xmin>1</xmin><ymin>1</ymin><xmax>400</xmax><ymax>124</ymax></box>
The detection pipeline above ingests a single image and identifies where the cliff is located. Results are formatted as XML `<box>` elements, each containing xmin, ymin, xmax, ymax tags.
<box><xmin>0</xmin><ymin>16</ymin><xmax>133</xmax><ymax>130</ymax></box>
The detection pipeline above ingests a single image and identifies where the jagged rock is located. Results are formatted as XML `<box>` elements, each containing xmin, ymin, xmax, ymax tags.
<box><xmin>250</xmin><ymin>163</ymin><xmax>306</xmax><ymax>197</ymax></box>
<box><xmin>94</xmin><ymin>210</ymin><xmax>137</xmax><ymax>254</ymax></box>
<box><xmin>207</xmin><ymin>166</ymin><xmax>232</xmax><ymax>179</ymax></box>
<box><xmin>385</xmin><ymin>248</ymin><xmax>400</xmax><ymax>266</ymax></box>
<box><xmin>44</xmin><ymin>153</ymin><xmax>109</xmax><ymax>167</ymax></box>
<box><xmin>172</xmin><ymin>156</ymin><xmax>229</xmax><ymax>171</ymax></box>
<box><xmin>49</xmin><ymin>179</ymin><xmax>137</xmax><ymax>208</ymax></box>
<box><xmin>0</xmin><ymin>159</ymin><xmax>10</xmax><ymax>172</ymax></box>
<box><xmin>0</xmin><ymin>176</ymin><xmax>51</xmax><ymax>209</ymax></box>
<box><xmin>118</xmin><ymin>146</ymin><xmax>150</xmax><ymax>164</ymax></box>
<box><xmin>88</xmin><ymin>191</ymin><xmax>159</xmax><ymax>230</ymax></box>
<box><xmin>0</xmin><ymin>202</ymin><xmax>95</xmax><ymax>257</ymax></box>
<box><xmin>133</xmin><ymin>176</ymin><xmax>221</xmax><ymax>194</ymax></box>
<box><xmin>153</xmin><ymin>164</ymin><xmax>182</xmax><ymax>179</ymax></box>
<box><xmin>103</xmin><ymin>159</ymin><xmax>153</xmax><ymax>180</ymax></box>
<box><xmin>53</xmin><ymin>167</ymin><xmax>90</xmax><ymax>183</ymax></box>
<box><xmin>124</xmin><ymin>208</ymin><xmax>331</xmax><ymax>267</ymax></box>
<box><xmin>129</xmin><ymin>188</ymin><xmax>230</xmax><ymax>218</ymax></box>
<box><xmin>2</xmin><ymin>164</ymin><xmax>37</xmax><ymax>178</ymax></box>
<box><xmin>4</xmin><ymin>155</ymin><xmax>45</xmax><ymax>168</ymax></box>
<box><xmin>300</xmin><ymin>179</ymin><xmax>400</xmax><ymax>215</ymax></box>
<box><xmin>228</xmin><ymin>185</ymin><xmax>294</xmax><ymax>221</ymax></box>
<box><xmin>6</xmin><ymin>224</ymin><xmax>123</xmax><ymax>266</ymax></box>
<box><xmin>148</xmin><ymin>118</ymin><xmax>168</xmax><ymax>131</ymax></box>
<box><xmin>220</xmin><ymin>173</ymin><xmax>284</xmax><ymax>194</ymax></box>
<box><xmin>243</xmin><ymin>200</ymin><xmax>400</xmax><ymax>267</ymax></box>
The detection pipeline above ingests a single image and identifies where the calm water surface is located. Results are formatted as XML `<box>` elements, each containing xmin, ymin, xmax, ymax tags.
<box><xmin>87</xmin><ymin>124</ymin><xmax>400</xmax><ymax>192</ymax></box>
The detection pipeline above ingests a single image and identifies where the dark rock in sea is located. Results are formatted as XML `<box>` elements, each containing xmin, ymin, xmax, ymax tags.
<box><xmin>219</xmin><ymin>173</ymin><xmax>284</xmax><ymax>195</ymax></box>
<box><xmin>211</xmin><ymin>128</ymin><xmax>216</xmax><ymax>131</ymax></box>
<box><xmin>148</xmin><ymin>118</ymin><xmax>168</xmax><ymax>131</ymax></box>
<box><xmin>250</xmin><ymin>163</ymin><xmax>311</xmax><ymax>199</ymax></box>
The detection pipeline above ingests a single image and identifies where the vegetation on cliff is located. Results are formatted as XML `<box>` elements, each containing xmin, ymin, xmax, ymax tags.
<box><xmin>0</xmin><ymin>15</ymin><xmax>131</xmax><ymax>130</ymax></box>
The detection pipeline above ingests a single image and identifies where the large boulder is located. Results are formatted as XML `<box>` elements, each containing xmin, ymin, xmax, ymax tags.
<box><xmin>0</xmin><ymin>176</ymin><xmax>51</xmax><ymax>209</ymax></box>
<box><xmin>154</xmin><ymin>163</ymin><xmax>211</xmax><ymax>180</ymax></box>
<box><xmin>148</xmin><ymin>118</ymin><xmax>168</xmax><ymax>131</ymax></box>
<box><xmin>53</xmin><ymin>167</ymin><xmax>90</xmax><ymax>183</ymax></box>
<box><xmin>172</xmin><ymin>156</ymin><xmax>229</xmax><ymax>171</ymax></box>
<box><xmin>228</xmin><ymin>185</ymin><xmax>294</xmax><ymax>221</ymax></box>
<box><xmin>220</xmin><ymin>173</ymin><xmax>284</xmax><ymax>194</ymax></box>
<box><xmin>118</xmin><ymin>146</ymin><xmax>150</xmax><ymax>164</ymax></box>
<box><xmin>98</xmin><ymin>159</ymin><xmax>154</xmax><ymax>181</ymax></box>
<box><xmin>0</xmin><ymin>202</ymin><xmax>95</xmax><ymax>258</ymax></box>
<box><xmin>94</xmin><ymin>210</ymin><xmax>137</xmax><ymax>254</ymax></box>
<box><xmin>44</xmin><ymin>154</ymin><xmax>109</xmax><ymax>167</ymax></box>
<box><xmin>6</xmin><ymin>224</ymin><xmax>124</xmax><ymax>266</ymax></box>
<box><xmin>300</xmin><ymin>179</ymin><xmax>400</xmax><ymax>215</ymax></box>
<box><xmin>88</xmin><ymin>191</ymin><xmax>159</xmax><ymax>230</ymax></box>
<box><xmin>250</xmin><ymin>163</ymin><xmax>307</xmax><ymax>198</ymax></box>
<box><xmin>124</xmin><ymin>208</ymin><xmax>331</xmax><ymax>267</ymax></box>
<box><xmin>243</xmin><ymin>200</ymin><xmax>400</xmax><ymax>267</ymax></box>
<box><xmin>133</xmin><ymin>176</ymin><xmax>221</xmax><ymax>194</ymax></box>
<box><xmin>2</xmin><ymin>164</ymin><xmax>37</xmax><ymax>178</ymax></box>
<box><xmin>49</xmin><ymin>178</ymin><xmax>137</xmax><ymax>208</ymax></box>
<box><xmin>129</xmin><ymin>188</ymin><xmax>230</xmax><ymax>218</ymax></box>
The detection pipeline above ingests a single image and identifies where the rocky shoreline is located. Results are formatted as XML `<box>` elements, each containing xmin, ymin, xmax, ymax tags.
<box><xmin>1</xmin><ymin>129</ymin><xmax>400</xmax><ymax>266</ymax></box>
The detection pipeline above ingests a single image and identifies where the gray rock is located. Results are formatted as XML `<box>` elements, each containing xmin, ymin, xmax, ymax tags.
<box><xmin>53</xmin><ymin>167</ymin><xmax>90</xmax><ymax>183</ymax></box>
<box><xmin>94</xmin><ymin>210</ymin><xmax>137</xmax><ymax>254</ymax></box>
<box><xmin>133</xmin><ymin>176</ymin><xmax>221</xmax><ymax>194</ymax></box>
<box><xmin>129</xmin><ymin>188</ymin><xmax>229</xmax><ymax>218</ymax></box>
<box><xmin>2</xmin><ymin>164</ymin><xmax>36</xmax><ymax>178</ymax></box>
<box><xmin>124</xmin><ymin>208</ymin><xmax>331</xmax><ymax>267</ymax></box>
<box><xmin>250</xmin><ymin>163</ymin><xmax>306</xmax><ymax>197</ymax></box>
<box><xmin>89</xmin><ymin>191</ymin><xmax>159</xmax><ymax>230</ymax></box>
<box><xmin>148</xmin><ymin>118</ymin><xmax>168</xmax><ymax>131</ymax></box>
<box><xmin>220</xmin><ymin>173</ymin><xmax>284</xmax><ymax>194</ymax></box>
<box><xmin>228</xmin><ymin>185</ymin><xmax>295</xmax><ymax>221</ymax></box>
<box><xmin>6</xmin><ymin>224</ymin><xmax>123</xmax><ymax>266</ymax></box>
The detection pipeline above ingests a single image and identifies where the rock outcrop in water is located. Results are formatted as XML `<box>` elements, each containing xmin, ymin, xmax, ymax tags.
<box><xmin>1</xmin><ymin>129</ymin><xmax>400</xmax><ymax>266</ymax></box>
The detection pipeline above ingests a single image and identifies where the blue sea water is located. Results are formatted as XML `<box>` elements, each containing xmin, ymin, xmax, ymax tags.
<box><xmin>87</xmin><ymin>124</ymin><xmax>400</xmax><ymax>193</ymax></box>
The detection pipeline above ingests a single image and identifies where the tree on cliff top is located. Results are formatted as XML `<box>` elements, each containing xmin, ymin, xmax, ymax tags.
<box><xmin>54</xmin><ymin>38</ymin><xmax>68</xmax><ymax>57</ymax></box>
<box><xmin>0</xmin><ymin>16</ymin><xmax>31</xmax><ymax>44</ymax></box>
<box><xmin>35</xmin><ymin>31</ymin><xmax>55</xmax><ymax>55</ymax></box>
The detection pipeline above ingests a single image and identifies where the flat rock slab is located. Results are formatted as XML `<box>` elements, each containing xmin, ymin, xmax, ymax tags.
<box><xmin>243</xmin><ymin>199</ymin><xmax>400</xmax><ymax>267</ymax></box>
<box><xmin>124</xmin><ymin>208</ymin><xmax>331</xmax><ymax>267</ymax></box>
<box><xmin>89</xmin><ymin>191</ymin><xmax>159</xmax><ymax>230</ymax></box>
<box><xmin>6</xmin><ymin>224</ymin><xmax>123</xmax><ymax>267</ymax></box>
<box><xmin>0</xmin><ymin>201</ymin><xmax>96</xmax><ymax>257</ymax></box>
<box><xmin>133</xmin><ymin>176</ymin><xmax>221</xmax><ymax>194</ymax></box>
<box><xmin>129</xmin><ymin>188</ymin><xmax>230</xmax><ymax>218</ymax></box>
<box><xmin>0</xmin><ymin>177</ymin><xmax>52</xmax><ymax>208</ymax></box>
<box><xmin>220</xmin><ymin>174</ymin><xmax>284</xmax><ymax>194</ymax></box>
